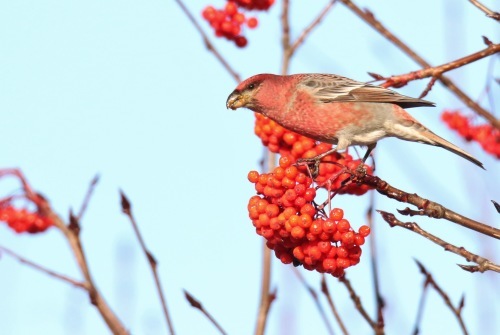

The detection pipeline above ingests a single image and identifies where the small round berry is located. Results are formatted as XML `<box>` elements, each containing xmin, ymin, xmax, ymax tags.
<box><xmin>248</xmin><ymin>170</ymin><xmax>259</xmax><ymax>183</ymax></box>
<box><xmin>359</xmin><ymin>225</ymin><xmax>371</xmax><ymax>237</ymax></box>
<box><xmin>291</xmin><ymin>226</ymin><xmax>305</xmax><ymax>239</ymax></box>
<box><xmin>247</xmin><ymin>17</ymin><xmax>258</xmax><ymax>28</ymax></box>
<box><xmin>225</xmin><ymin>1</ymin><xmax>238</xmax><ymax>16</ymax></box>
<box><xmin>337</xmin><ymin>219</ymin><xmax>351</xmax><ymax>233</ymax></box>
<box><xmin>329</xmin><ymin>208</ymin><xmax>344</xmax><ymax>221</ymax></box>
<box><xmin>234</xmin><ymin>36</ymin><xmax>248</xmax><ymax>47</ymax></box>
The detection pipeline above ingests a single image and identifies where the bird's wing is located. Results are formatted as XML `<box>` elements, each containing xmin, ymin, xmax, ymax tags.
<box><xmin>299</xmin><ymin>74</ymin><xmax>435</xmax><ymax>108</ymax></box>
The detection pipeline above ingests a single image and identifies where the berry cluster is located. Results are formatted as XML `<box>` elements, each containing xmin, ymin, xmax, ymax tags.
<box><xmin>0</xmin><ymin>206</ymin><xmax>53</xmax><ymax>234</ymax></box>
<box><xmin>202</xmin><ymin>1</ymin><xmax>264</xmax><ymax>48</ymax></box>
<box><xmin>254</xmin><ymin>113</ymin><xmax>373</xmax><ymax>195</ymax></box>
<box><xmin>442</xmin><ymin>110</ymin><xmax>500</xmax><ymax>159</ymax></box>
<box><xmin>248</xmin><ymin>157</ymin><xmax>371</xmax><ymax>277</ymax></box>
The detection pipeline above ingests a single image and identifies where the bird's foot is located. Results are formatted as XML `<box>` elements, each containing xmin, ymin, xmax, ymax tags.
<box><xmin>355</xmin><ymin>163</ymin><xmax>367</xmax><ymax>176</ymax></box>
<box><xmin>296</xmin><ymin>157</ymin><xmax>321</xmax><ymax>179</ymax></box>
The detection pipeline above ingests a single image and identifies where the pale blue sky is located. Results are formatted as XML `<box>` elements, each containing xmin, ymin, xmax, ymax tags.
<box><xmin>0</xmin><ymin>0</ymin><xmax>498</xmax><ymax>334</ymax></box>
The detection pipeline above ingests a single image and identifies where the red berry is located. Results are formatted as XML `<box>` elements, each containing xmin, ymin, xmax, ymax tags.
<box><xmin>359</xmin><ymin>225</ymin><xmax>371</xmax><ymax>237</ymax></box>
<box><xmin>247</xmin><ymin>17</ymin><xmax>258</xmax><ymax>28</ymax></box>
<box><xmin>329</xmin><ymin>208</ymin><xmax>344</xmax><ymax>221</ymax></box>
<box><xmin>234</xmin><ymin>36</ymin><xmax>248</xmax><ymax>47</ymax></box>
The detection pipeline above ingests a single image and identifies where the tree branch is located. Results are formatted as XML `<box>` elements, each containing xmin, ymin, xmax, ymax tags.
<box><xmin>339</xmin><ymin>276</ymin><xmax>383</xmax><ymax>334</ymax></box>
<box><xmin>292</xmin><ymin>269</ymin><xmax>335</xmax><ymax>335</ymax></box>
<box><xmin>184</xmin><ymin>290</ymin><xmax>227</xmax><ymax>335</ymax></box>
<box><xmin>468</xmin><ymin>0</ymin><xmax>500</xmax><ymax>21</ymax></box>
<box><xmin>415</xmin><ymin>260</ymin><xmax>469</xmax><ymax>334</ymax></box>
<box><xmin>1</xmin><ymin>168</ymin><xmax>129</xmax><ymax>335</ymax></box>
<box><xmin>378</xmin><ymin>211</ymin><xmax>500</xmax><ymax>273</ymax></box>
<box><xmin>350</xmin><ymin>172</ymin><xmax>500</xmax><ymax>240</ymax></box>
<box><xmin>174</xmin><ymin>0</ymin><xmax>241</xmax><ymax>83</ymax></box>
<box><xmin>289</xmin><ymin>0</ymin><xmax>338</xmax><ymax>54</ymax></box>
<box><xmin>321</xmin><ymin>275</ymin><xmax>349</xmax><ymax>335</ymax></box>
<box><xmin>340</xmin><ymin>0</ymin><xmax>500</xmax><ymax>129</ymax></box>
<box><xmin>379</xmin><ymin>43</ymin><xmax>500</xmax><ymax>91</ymax></box>
<box><xmin>0</xmin><ymin>245</ymin><xmax>87</xmax><ymax>289</ymax></box>
<box><xmin>120</xmin><ymin>191</ymin><xmax>175</xmax><ymax>335</ymax></box>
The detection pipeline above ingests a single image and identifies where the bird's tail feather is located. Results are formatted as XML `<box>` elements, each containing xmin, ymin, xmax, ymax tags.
<box><xmin>421</xmin><ymin>130</ymin><xmax>484</xmax><ymax>169</ymax></box>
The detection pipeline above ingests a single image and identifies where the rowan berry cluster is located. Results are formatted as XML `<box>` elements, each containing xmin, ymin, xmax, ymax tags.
<box><xmin>0</xmin><ymin>205</ymin><xmax>53</xmax><ymax>234</ymax></box>
<box><xmin>202</xmin><ymin>1</ymin><xmax>273</xmax><ymax>47</ymax></box>
<box><xmin>442</xmin><ymin>110</ymin><xmax>500</xmax><ymax>159</ymax></box>
<box><xmin>254</xmin><ymin>113</ymin><xmax>373</xmax><ymax>195</ymax></box>
<box><xmin>248</xmin><ymin>156</ymin><xmax>371</xmax><ymax>277</ymax></box>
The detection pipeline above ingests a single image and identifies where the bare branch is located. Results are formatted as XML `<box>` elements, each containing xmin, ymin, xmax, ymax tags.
<box><xmin>379</xmin><ymin>43</ymin><xmax>500</xmax><ymax>93</ymax></box>
<box><xmin>339</xmin><ymin>0</ymin><xmax>500</xmax><ymax>129</ymax></box>
<box><xmin>339</xmin><ymin>276</ymin><xmax>383</xmax><ymax>334</ymax></box>
<box><xmin>184</xmin><ymin>290</ymin><xmax>227</xmax><ymax>335</ymax></box>
<box><xmin>77</xmin><ymin>174</ymin><xmax>99</xmax><ymax>221</ymax></box>
<box><xmin>415</xmin><ymin>260</ymin><xmax>469</xmax><ymax>334</ymax></box>
<box><xmin>411</xmin><ymin>276</ymin><xmax>430</xmax><ymax>335</ymax></box>
<box><xmin>0</xmin><ymin>245</ymin><xmax>86</xmax><ymax>289</ymax></box>
<box><xmin>366</xmin><ymin>193</ymin><xmax>385</xmax><ymax>330</ymax></box>
<box><xmin>1</xmin><ymin>168</ymin><xmax>128</xmax><ymax>335</ymax></box>
<box><xmin>292</xmin><ymin>269</ymin><xmax>335</xmax><ymax>335</ymax></box>
<box><xmin>321</xmin><ymin>275</ymin><xmax>349</xmax><ymax>335</ymax></box>
<box><xmin>255</xmin><ymin>244</ymin><xmax>275</xmax><ymax>335</ymax></box>
<box><xmin>468</xmin><ymin>0</ymin><xmax>500</xmax><ymax>21</ymax></box>
<box><xmin>378</xmin><ymin>211</ymin><xmax>500</xmax><ymax>273</ymax></box>
<box><xmin>120</xmin><ymin>191</ymin><xmax>175</xmax><ymax>335</ymax></box>
<box><xmin>350</xmin><ymin>171</ymin><xmax>500</xmax><ymax>240</ymax></box>
<box><xmin>281</xmin><ymin>0</ymin><xmax>292</xmax><ymax>75</ymax></box>
<box><xmin>290</xmin><ymin>0</ymin><xmax>338</xmax><ymax>54</ymax></box>
<box><xmin>174</xmin><ymin>0</ymin><xmax>240</xmax><ymax>83</ymax></box>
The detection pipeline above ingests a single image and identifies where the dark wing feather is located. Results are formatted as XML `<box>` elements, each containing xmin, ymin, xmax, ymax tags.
<box><xmin>299</xmin><ymin>74</ymin><xmax>435</xmax><ymax>108</ymax></box>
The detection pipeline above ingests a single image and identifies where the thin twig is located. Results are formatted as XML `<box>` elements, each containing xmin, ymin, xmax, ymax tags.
<box><xmin>77</xmin><ymin>174</ymin><xmax>99</xmax><ymax>220</ymax></box>
<box><xmin>174</xmin><ymin>0</ymin><xmax>240</xmax><ymax>82</ymax></box>
<box><xmin>415</xmin><ymin>260</ymin><xmax>469</xmax><ymax>335</ymax></box>
<box><xmin>281</xmin><ymin>0</ymin><xmax>292</xmax><ymax>75</ymax></box>
<box><xmin>184</xmin><ymin>290</ymin><xmax>227</xmax><ymax>335</ymax></box>
<box><xmin>349</xmin><ymin>171</ymin><xmax>500</xmax><ymax>240</ymax></box>
<box><xmin>292</xmin><ymin>269</ymin><xmax>335</xmax><ymax>335</ymax></box>
<box><xmin>2</xmin><ymin>168</ymin><xmax>128</xmax><ymax>335</ymax></box>
<box><xmin>0</xmin><ymin>245</ymin><xmax>87</xmax><ymax>289</ymax></box>
<box><xmin>290</xmin><ymin>0</ymin><xmax>338</xmax><ymax>54</ymax></box>
<box><xmin>379</xmin><ymin>43</ymin><xmax>500</xmax><ymax>93</ymax></box>
<box><xmin>321</xmin><ymin>275</ymin><xmax>349</xmax><ymax>335</ymax></box>
<box><xmin>340</xmin><ymin>0</ymin><xmax>500</xmax><ymax>129</ymax></box>
<box><xmin>412</xmin><ymin>275</ymin><xmax>430</xmax><ymax>335</ymax></box>
<box><xmin>339</xmin><ymin>276</ymin><xmax>383</xmax><ymax>334</ymax></box>
<box><xmin>120</xmin><ymin>191</ymin><xmax>175</xmax><ymax>335</ymax></box>
<box><xmin>366</xmin><ymin>192</ymin><xmax>385</xmax><ymax>330</ymax></box>
<box><xmin>468</xmin><ymin>0</ymin><xmax>500</xmax><ymax>21</ymax></box>
<box><xmin>378</xmin><ymin>211</ymin><xmax>500</xmax><ymax>273</ymax></box>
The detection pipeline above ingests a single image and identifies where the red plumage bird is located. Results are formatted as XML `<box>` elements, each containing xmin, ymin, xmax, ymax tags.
<box><xmin>226</xmin><ymin>73</ymin><xmax>484</xmax><ymax>169</ymax></box>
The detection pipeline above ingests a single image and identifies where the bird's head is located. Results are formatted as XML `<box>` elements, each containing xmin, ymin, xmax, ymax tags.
<box><xmin>226</xmin><ymin>74</ymin><xmax>276</xmax><ymax>111</ymax></box>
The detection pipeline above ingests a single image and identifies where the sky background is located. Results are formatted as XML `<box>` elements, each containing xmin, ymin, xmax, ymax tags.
<box><xmin>0</xmin><ymin>0</ymin><xmax>499</xmax><ymax>334</ymax></box>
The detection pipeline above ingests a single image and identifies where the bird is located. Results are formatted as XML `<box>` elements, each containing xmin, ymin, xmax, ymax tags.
<box><xmin>226</xmin><ymin>73</ymin><xmax>484</xmax><ymax>169</ymax></box>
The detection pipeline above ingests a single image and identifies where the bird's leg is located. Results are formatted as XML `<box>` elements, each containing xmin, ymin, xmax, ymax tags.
<box><xmin>356</xmin><ymin>143</ymin><xmax>376</xmax><ymax>175</ymax></box>
<box><xmin>361</xmin><ymin>143</ymin><xmax>376</xmax><ymax>163</ymax></box>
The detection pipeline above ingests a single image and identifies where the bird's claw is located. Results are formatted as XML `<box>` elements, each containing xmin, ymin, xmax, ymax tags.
<box><xmin>296</xmin><ymin>157</ymin><xmax>321</xmax><ymax>179</ymax></box>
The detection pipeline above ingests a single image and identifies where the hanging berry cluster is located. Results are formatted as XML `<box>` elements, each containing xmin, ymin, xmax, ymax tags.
<box><xmin>201</xmin><ymin>1</ymin><xmax>274</xmax><ymax>47</ymax></box>
<box><xmin>0</xmin><ymin>205</ymin><xmax>52</xmax><ymax>234</ymax></box>
<box><xmin>441</xmin><ymin>110</ymin><xmax>500</xmax><ymax>159</ymax></box>
<box><xmin>254</xmin><ymin>113</ymin><xmax>373</xmax><ymax>195</ymax></box>
<box><xmin>248</xmin><ymin>156</ymin><xmax>371</xmax><ymax>278</ymax></box>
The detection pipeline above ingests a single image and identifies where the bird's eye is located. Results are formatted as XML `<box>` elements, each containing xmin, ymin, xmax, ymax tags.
<box><xmin>248</xmin><ymin>83</ymin><xmax>255</xmax><ymax>90</ymax></box>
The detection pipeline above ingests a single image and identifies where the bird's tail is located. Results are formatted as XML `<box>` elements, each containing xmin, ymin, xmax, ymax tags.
<box><xmin>418</xmin><ymin>129</ymin><xmax>484</xmax><ymax>169</ymax></box>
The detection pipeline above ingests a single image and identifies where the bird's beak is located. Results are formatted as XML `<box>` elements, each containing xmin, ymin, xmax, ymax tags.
<box><xmin>226</xmin><ymin>90</ymin><xmax>246</xmax><ymax>110</ymax></box>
